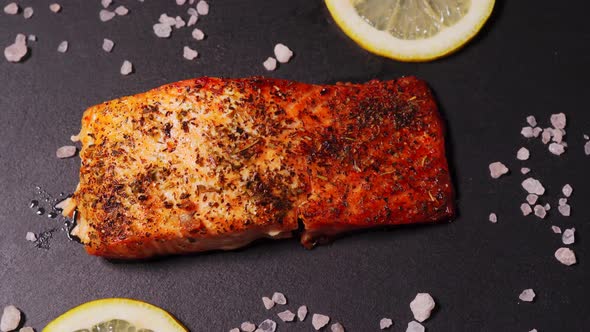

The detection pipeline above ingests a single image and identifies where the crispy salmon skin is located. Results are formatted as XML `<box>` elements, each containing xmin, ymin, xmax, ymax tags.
<box><xmin>65</xmin><ymin>76</ymin><xmax>454</xmax><ymax>258</ymax></box>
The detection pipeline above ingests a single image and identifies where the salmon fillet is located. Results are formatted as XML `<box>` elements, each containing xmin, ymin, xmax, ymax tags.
<box><xmin>64</xmin><ymin>76</ymin><xmax>454</xmax><ymax>259</ymax></box>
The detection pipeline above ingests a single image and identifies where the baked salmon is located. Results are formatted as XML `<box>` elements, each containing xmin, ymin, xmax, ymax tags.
<box><xmin>63</xmin><ymin>76</ymin><xmax>454</xmax><ymax>259</ymax></box>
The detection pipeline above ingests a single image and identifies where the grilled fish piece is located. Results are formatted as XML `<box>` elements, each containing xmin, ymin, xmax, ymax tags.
<box><xmin>65</xmin><ymin>76</ymin><xmax>454</xmax><ymax>259</ymax></box>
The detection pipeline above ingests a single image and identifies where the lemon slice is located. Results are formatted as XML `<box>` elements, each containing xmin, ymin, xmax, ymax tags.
<box><xmin>325</xmin><ymin>0</ymin><xmax>495</xmax><ymax>61</ymax></box>
<box><xmin>43</xmin><ymin>298</ymin><xmax>187</xmax><ymax>332</ymax></box>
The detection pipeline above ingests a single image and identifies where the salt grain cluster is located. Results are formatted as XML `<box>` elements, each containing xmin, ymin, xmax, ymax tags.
<box><xmin>488</xmin><ymin>213</ymin><xmax>497</xmax><ymax>223</ymax></box>
<box><xmin>115</xmin><ymin>5</ymin><xmax>128</xmax><ymax>16</ymax></box>
<box><xmin>517</xmin><ymin>147</ymin><xmax>530</xmax><ymax>160</ymax></box>
<box><xmin>100</xmin><ymin>9</ymin><xmax>116</xmax><ymax>22</ymax></box>
<box><xmin>23</xmin><ymin>7</ymin><xmax>33</xmax><ymax>19</ymax></box>
<box><xmin>380</xmin><ymin>318</ymin><xmax>393</xmax><ymax>329</ymax></box>
<box><xmin>263</xmin><ymin>57</ymin><xmax>277</xmax><ymax>71</ymax></box>
<box><xmin>410</xmin><ymin>293</ymin><xmax>435</xmax><ymax>323</ymax></box>
<box><xmin>489</xmin><ymin>161</ymin><xmax>509</xmax><ymax>179</ymax></box>
<box><xmin>256</xmin><ymin>319</ymin><xmax>276</xmax><ymax>332</ymax></box>
<box><xmin>554</xmin><ymin>247</ymin><xmax>576</xmax><ymax>266</ymax></box>
<box><xmin>196</xmin><ymin>0</ymin><xmax>209</xmax><ymax>15</ymax></box>
<box><xmin>521</xmin><ymin>178</ymin><xmax>545</xmax><ymax>195</ymax></box>
<box><xmin>49</xmin><ymin>3</ymin><xmax>61</xmax><ymax>13</ymax></box>
<box><xmin>274</xmin><ymin>43</ymin><xmax>294</xmax><ymax>63</ymax></box>
<box><xmin>57</xmin><ymin>41</ymin><xmax>69</xmax><ymax>53</ymax></box>
<box><xmin>518</xmin><ymin>288</ymin><xmax>535</xmax><ymax>302</ymax></box>
<box><xmin>25</xmin><ymin>232</ymin><xmax>37</xmax><ymax>242</ymax></box>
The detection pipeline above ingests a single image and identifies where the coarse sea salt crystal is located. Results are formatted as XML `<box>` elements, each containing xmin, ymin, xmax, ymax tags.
<box><xmin>517</xmin><ymin>147</ymin><xmax>530</xmax><ymax>160</ymax></box>
<box><xmin>312</xmin><ymin>314</ymin><xmax>330</xmax><ymax>330</ymax></box>
<box><xmin>115</xmin><ymin>5</ymin><xmax>129</xmax><ymax>15</ymax></box>
<box><xmin>558</xmin><ymin>204</ymin><xmax>571</xmax><ymax>216</ymax></box>
<box><xmin>488</xmin><ymin>213</ymin><xmax>497</xmax><ymax>223</ymax></box>
<box><xmin>520</xmin><ymin>203</ymin><xmax>532</xmax><ymax>216</ymax></box>
<box><xmin>380</xmin><ymin>318</ymin><xmax>393</xmax><ymax>329</ymax></box>
<box><xmin>489</xmin><ymin>161</ymin><xmax>509</xmax><ymax>179</ymax></box>
<box><xmin>522</xmin><ymin>178</ymin><xmax>545</xmax><ymax>195</ymax></box>
<box><xmin>277</xmin><ymin>310</ymin><xmax>295</xmax><ymax>322</ymax></box>
<box><xmin>406</xmin><ymin>321</ymin><xmax>425</xmax><ymax>332</ymax></box>
<box><xmin>154</xmin><ymin>23</ymin><xmax>172</xmax><ymax>38</ymax></box>
<box><xmin>558</xmin><ymin>198</ymin><xmax>567</xmax><ymax>206</ymax></box>
<box><xmin>4</xmin><ymin>3</ymin><xmax>18</xmax><ymax>14</ymax></box>
<box><xmin>175</xmin><ymin>16</ymin><xmax>186</xmax><ymax>28</ymax></box>
<box><xmin>549</xmin><ymin>143</ymin><xmax>566</xmax><ymax>155</ymax></box>
<box><xmin>101</xmin><ymin>0</ymin><xmax>112</xmax><ymax>8</ymax></box>
<box><xmin>551</xmin><ymin>225</ymin><xmax>561</xmax><ymax>234</ymax></box>
<box><xmin>271</xmin><ymin>292</ymin><xmax>286</xmax><ymax>305</ymax></box>
<box><xmin>57</xmin><ymin>41</ymin><xmax>68</xmax><ymax>53</ymax></box>
<box><xmin>526</xmin><ymin>194</ymin><xmax>538</xmax><ymax>205</ymax></box>
<box><xmin>102</xmin><ymin>38</ymin><xmax>114</xmax><ymax>52</ymax></box>
<box><xmin>555</xmin><ymin>247</ymin><xmax>576</xmax><ymax>266</ymax></box>
<box><xmin>256</xmin><ymin>319</ymin><xmax>276</xmax><ymax>332</ymax></box>
<box><xmin>26</xmin><ymin>232</ymin><xmax>37</xmax><ymax>242</ymax></box>
<box><xmin>187</xmin><ymin>14</ymin><xmax>198</xmax><ymax>26</ymax></box>
<box><xmin>4</xmin><ymin>34</ymin><xmax>28</xmax><ymax>63</ymax></box>
<box><xmin>544</xmin><ymin>203</ymin><xmax>551</xmax><ymax>211</ymax></box>
<box><xmin>191</xmin><ymin>28</ymin><xmax>205</xmax><ymax>40</ymax></box>
<box><xmin>274</xmin><ymin>43</ymin><xmax>293</xmax><ymax>63</ymax></box>
<box><xmin>410</xmin><ymin>293</ymin><xmax>435</xmax><ymax>323</ymax></box>
<box><xmin>120</xmin><ymin>60</ymin><xmax>133</xmax><ymax>75</ymax></box>
<box><xmin>0</xmin><ymin>305</ymin><xmax>21</xmax><ymax>332</ymax></box>
<box><xmin>262</xmin><ymin>297</ymin><xmax>274</xmax><ymax>310</ymax></box>
<box><xmin>550</xmin><ymin>113</ymin><xmax>566</xmax><ymax>129</ymax></box>
<box><xmin>50</xmin><ymin>3</ymin><xmax>61</xmax><ymax>13</ymax></box>
<box><xmin>196</xmin><ymin>0</ymin><xmax>209</xmax><ymax>15</ymax></box>
<box><xmin>241</xmin><ymin>322</ymin><xmax>256</xmax><ymax>332</ymax></box>
<box><xmin>518</xmin><ymin>289</ymin><xmax>535</xmax><ymax>302</ymax></box>
<box><xmin>100</xmin><ymin>9</ymin><xmax>116</xmax><ymax>22</ymax></box>
<box><xmin>331</xmin><ymin>322</ymin><xmax>345</xmax><ymax>332</ymax></box>
<box><xmin>585</xmin><ymin>141</ymin><xmax>590</xmax><ymax>155</ymax></box>
<box><xmin>533</xmin><ymin>205</ymin><xmax>546</xmax><ymax>218</ymax></box>
<box><xmin>562</xmin><ymin>184</ymin><xmax>573</xmax><ymax>197</ymax></box>
<box><xmin>520</xmin><ymin>167</ymin><xmax>530</xmax><ymax>175</ymax></box>
<box><xmin>23</xmin><ymin>7</ymin><xmax>33</xmax><ymax>18</ymax></box>
<box><xmin>297</xmin><ymin>305</ymin><xmax>308</xmax><ymax>321</ymax></box>
<box><xmin>541</xmin><ymin>128</ymin><xmax>552</xmax><ymax>144</ymax></box>
<box><xmin>526</xmin><ymin>115</ymin><xmax>537</xmax><ymax>127</ymax></box>
<box><xmin>263</xmin><ymin>57</ymin><xmax>277</xmax><ymax>71</ymax></box>
<box><xmin>532</xmin><ymin>127</ymin><xmax>542</xmax><ymax>137</ymax></box>
<box><xmin>562</xmin><ymin>228</ymin><xmax>575</xmax><ymax>245</ymax></box>
<box><xmin>56</xmin><ymin>145</ymin><xmax>76</xmax><ymax>158</ymax></box>
<box><xmin>183</xmin><ymin>46</ymin><xmax>198</xmax><ymax>60</ymax></box>
<box><xmin>521</xmin><ymin>127</ymin><xmax>534</xmax><ymax>138</ymax></box>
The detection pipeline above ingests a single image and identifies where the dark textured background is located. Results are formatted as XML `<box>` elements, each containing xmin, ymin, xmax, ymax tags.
<box><xmin>1</xmin><ymin>1</ymin><xmax>589</xmax><ymax>331</ymax></box>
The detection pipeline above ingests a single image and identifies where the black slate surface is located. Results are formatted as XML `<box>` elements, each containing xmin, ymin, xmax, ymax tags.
<box><xmin>1</xmin><ymin>1</ymin><xmax>589</xmax><ymax>331</ymax></box>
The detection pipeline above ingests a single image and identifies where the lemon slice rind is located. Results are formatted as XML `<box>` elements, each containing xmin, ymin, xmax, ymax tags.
<box><xmin>325</xmin><ymin>0</ymin><xmax>495</xmax><ymax>61</ymax></box>
<box><xmin>43</xmin><ymin>298</ymin><xmax>187</xmax><ymax>332</ymax></box>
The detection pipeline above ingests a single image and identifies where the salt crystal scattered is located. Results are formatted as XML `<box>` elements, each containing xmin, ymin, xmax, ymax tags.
<box><xmin>554</xmin><ymin>247</ymin><xmax>576</xmax><ymax>266</ymax></box>
<box><xmin>241</xmin><ymin>322</ymin><xmax>256</xmax><ymax>332</ymax></box>
<box><xmin>19</xmin><ymin>327</ymin><xmax>34</xmax><ymax>332</ymax></box>
<box><xmin>159</xmin><ymin>13</ymin><xmax>177</xmax><ymax>26</ymax></box>
<box><xmin>522</xmin><ymin>178</ymin><xmax>545</xmax><ymax>195</ymax></box>
<box><xmin>100</xmin><ymin>9</ymin><xmax>116</xmax><ymax>22</ymax></box>
<box><xmin>183</xmin><ymin>46</ymin><xmax>198</xmax><ymax>60</ymax></box>
<box><xmin>520</xmin><ymin>167</ymin><xmax>530</xmax><ymax>175</ymax></box>
<box><xmin>196</xmin><ymin>0</ymin><xmax>209</xmax><ymax>15</ymax></box>
<box><xmin>562</xmin><ymin>228</ymin><xmax>575</xmax><ymax>245</ymax></box>
<box><xmin>549</xmin><ymin>143</ymin><xmax>565</xmax><ymax>155</ymax></box>
<box><xmin>57</xmin><ymin>41</ymin><xmax>68</xmax><ymax>53</ymax></box>
<box><xmin>191</xmin><ymin>28</ymin><xmax>205</xmax><ymax>40</ymax></box>
<box><xmin>550</xmin><ymin>113</ymin><xmax>566</xmax><ymax>129</ymax></box>
<box><xmin>520</xmin><ymin>203</ymin><xmax>532</xmax><ymax>216</ymax></box>
<box><xmin>331</xmin><ymin>322</ymin><xmax>345</xmax><ymax>332</ymax></box>
<box><xmin>533</xmin><ymin>205</ymin><xmax>546</xmax><ymax>218</ymax></box>
<box><xmin>380</xmin><ymin>318</ymin><xmax>393</xmax><ymax>329</ymax></box>
<box><xmin>23</xmin><ymin>7</ymin><xmax>33</xmax><ymax>19</ymax></box>
<box><xmin>115</xmin><ymin>5</ymin><xmax>128</xmax><ymax>16</ymax></box>
<box><xmin>406</xmin><ymin>321</ymin><xmax>425</xmax><ymax>332</ymax></box>
<box><xmin>26</xmin><ymin>232</ymin><xmax>37</xmax><ymax>242</ymax></box>
<box><xmin>56</xmin><ymin>145</ymin><xmax>76</xmax><ymax>158</ymax></box>
<box><xmin>585</xmin><ymin>141</ymin><xmax>590</xmax><ymax>155</ymax></box>
<box><xmin>297</xmin><ymin>305</ymin><xmax>308</xmax><ymax>321</ymax></box>
<box><xmin>532</xmin><ymin>127</ymin><xmax>542</xmax><ymax>137</ymax></box>
<box><xmin>558</xmin><ymin>204</ymin><xmax>571</xmax><ymax>217</ymax></box>
<box><xmin>153</xmin><ymin>23</ymin><xmax>172</xmax><ymax>38</ymax></box>
<box><xmin>410</xmin><ymin>293</ymin><xmax>435</xmax><ymax>323</ymax></box>
<box><xmin>551</xmin><ymin>225</ymin><xmax>561</xmax><ymax>234</ymax></box>
<box><xmin>489</xmin><ymin>161</ymin><xmax>509</xmax><ymax>179</ymax></box>
<box><xmin>271</xmin><ymin>292</ymin><xmax>287</xmax><ymax>305</ymax></box>
<box><xmin>176</xmin><ymin>0</ymin><xmax>187</xmax><ymax>5</ymax></box>
<box><xmin>488</xmin><ymin>213</ymin><xmax>497</xmax><ymax>223</ymax></box>
<box><xmin>187</xmin><ymin>14</ymin><xmax>198</xmax><ymax>26</ymax></box>
<box><xmin>277</xmin><ymin>310</ymin><xmax>295</xmax><ymax>322</ymax></box>
<box><xmin>0</xmin><ymin>305</ymin><xmax>21</xmax><ymax>332</ymax></box>
<box><xmin>263</xmin><ymin>57</ymin><xmax>277</xmax><ymax>71</ymax></box>
<box><xmin>175</xmin><ymin>16</ymin><xmax>186</xmax><ymax>28</ymax></box>
<box><xmin>526</xmin><ymin>115</ymin><xmax>537</xmax><ymax>127</ymax></box>
<box><xmin>120</xmin><ymin>60</ymin><xmax>133</xmax><ymax>75</ymax></box>
<box><xmin>518</xmin><ymin>288</ymin><xmax>535</xmax><ymax>302</ymax></box>
<box><xmin>262</xmin><ymin>296</ymin><xmax>274</xmax><ymax>310</ymax></box>
<box><xmin>256</xmin><ymin>319</ymin><xmax>276</xmax><ymax>332</ymax></box>
<box><xmin>4</xmin><ymin>34</ymin><xmax>28</xmax><ymax>63</ymax></box>
<box><xmin>28</xmin><ymin>35</ymin><xmax>37</xmax><ymax>42</ymax></box>
<box><xmin>517</xmin><ymin>147</ymin><xmax>530</xmax><ymax>160</ymax></box>
<box><xmin>312</xmin><ymin>314</ymin><xmax>330</xmax><ymax>330</ymax></box>
<box><xmin>4</xmin><ymin>3</ymin><xmax>19</xmax><ymax>15</ymax></box>
<box><xmin>101</xmin><ymin>0</ymin><xmax>112</xmax><ymax>8</ymax></box>
<box><xmin>562</xmin><ymin>184</ymin><xmax>573</xmax><ymax>197</ymax></box>
<box><xmin>274</xmin><ymin>43</ymin><xmax>293</xmax><ymax>63</ymax></box>
<box><xmin>526</xmin><ymin>194</ymin><xmax>538</xmax><ymax>205</ymax></box>
<box><xmin>521</xmin><ymin>127</ymin><xmax>534</xmax><ymax>138</ymax></box>
<box><xmin>49</xmin><ymin>3</ymin><xmax>61</xmax><ymax>13</ymax></box>
<box><xmin>102</xmin><ymin>38</ymin><xmax>114</xmax><ymax>52</ymax></box>
<box><xmin>541</xmin><ymin>128</ymin><xmax>552</xmax><ymax>144</ymax></box>
<box><xmin>558</xmin><ymin>198</ymin><xmax>567</xmax><ymax>206</ymax></box>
